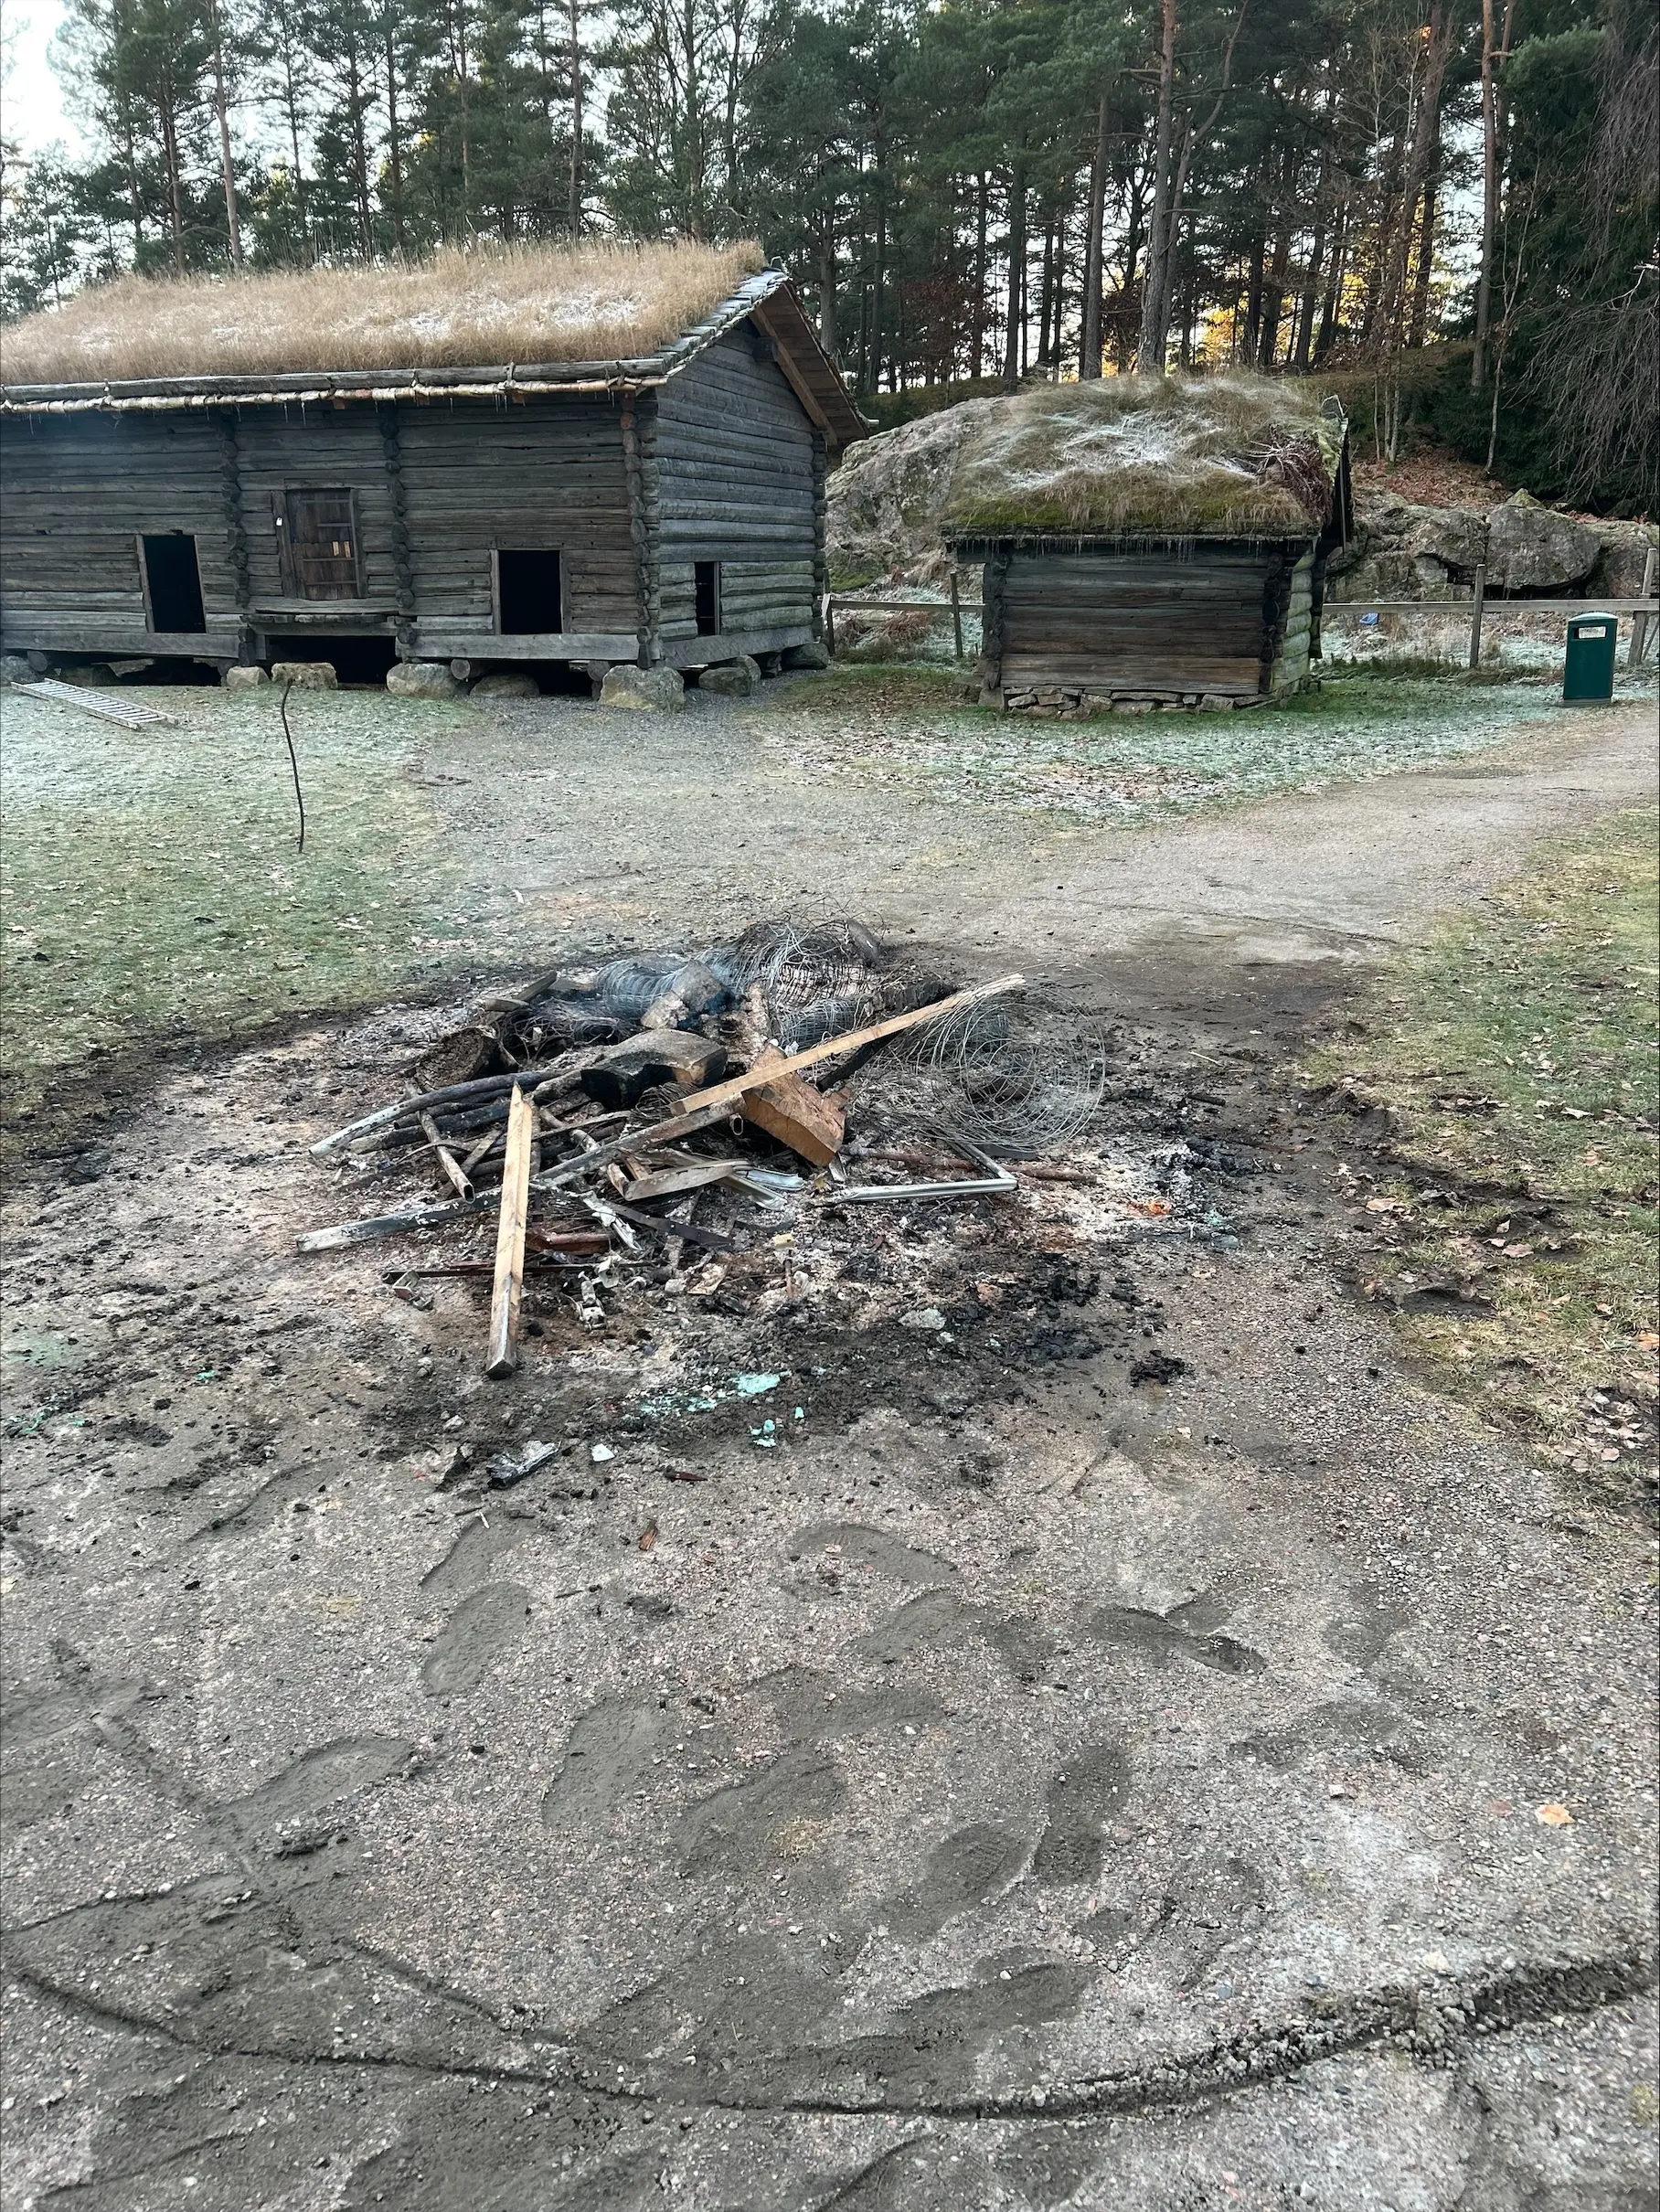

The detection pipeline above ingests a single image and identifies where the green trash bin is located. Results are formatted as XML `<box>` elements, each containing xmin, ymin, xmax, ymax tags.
<box><xmin>1563</xmin><ymin>611</ymin><xmax>1618</xmax><ymax>703</ymax></box>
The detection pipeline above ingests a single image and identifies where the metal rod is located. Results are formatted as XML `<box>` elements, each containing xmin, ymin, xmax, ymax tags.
<box><xmin>950</xmin><ymin>570</ymin><xmax>964</xmax><ymax>662</ymax></box>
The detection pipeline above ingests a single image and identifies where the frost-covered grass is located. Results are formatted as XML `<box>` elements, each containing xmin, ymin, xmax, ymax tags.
<box><xmin>765</xmin><ymin>666</ymin><xmax>1654</xmax><ymax>824</ymax></box>
<box><xmin>0</xmin><ymin>687</ymin><xmax>476</xmax><ymax>1126</ymax></box>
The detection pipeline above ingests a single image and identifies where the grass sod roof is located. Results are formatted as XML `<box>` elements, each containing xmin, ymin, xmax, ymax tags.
<box><xmin>942</xmin><ymin>372</ymin><xmax>1348</xmax><ymax>543</ymax></box>
<box><xmin>0</xmin><ymin>239</ymin><xmax>768</xmax><ymax>388</ymax></box>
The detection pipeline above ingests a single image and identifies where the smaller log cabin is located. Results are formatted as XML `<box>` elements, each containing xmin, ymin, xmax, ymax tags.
<box><xmin>942</xmin><ymin>375</ymin><xmax>1351</xmax><ymax>713</ymax></box>
<box><xmin>0</xmin><ymin>247</ymin><xmax>865</xmax><ymax>686</ymax></box>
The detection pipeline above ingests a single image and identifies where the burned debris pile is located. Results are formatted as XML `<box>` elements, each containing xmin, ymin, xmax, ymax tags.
<box><xmin>295</xmin><ymin>921</ymin><xmax>1215</xmax><ymax>1386</ymax></box>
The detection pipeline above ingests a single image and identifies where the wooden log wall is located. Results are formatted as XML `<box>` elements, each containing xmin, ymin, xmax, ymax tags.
<box><xmin>399</xmin><ymin>395</ymin><xmax>639</xmax><ymax>649</ymax></box>
<box><xmin>378</xmin><ymin>403</ymin><xmax>418</xmax><ymax>652</ymax></box>
<box><xmin>811</xmin><ymin>428</ymin><xmax>829</xmax><ymax>640</ymax></box>
<box><xmin>233</xmin><ymin>401</ymin><xmax>398</xmax><ymax>613</ymax></box>
<box><xmin>0</xmin><ymin>411</ymin><xmax>239</xmax><ymax>654</ymax></box>
<box><xmin>1268</xmin><ymin>552</ymin><xmax>1315</xmax><ymax>692</ymax></box>
<box><xmin>997</xmin><ymin>547</ymin><xmax>1306</xmax><ymax>698</ymax></box>
<box><xmin>1</xmin><ymin>322</ymin><xmax>827</xmax><ymax>667</ymax></box>
<box><xmin>214</xmin><ymin>410</ymin><xmax>252</xmax><ymax>626</ymax></box>
<box><xmin>654</xmin><ymin>332</ymin><xmax>817</xmax><ymax>652</ymax></box>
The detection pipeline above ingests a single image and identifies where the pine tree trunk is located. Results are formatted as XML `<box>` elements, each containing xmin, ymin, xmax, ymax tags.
<box><xmin>1038</xmin><ymin>211</ymin><xmax>1055</xmax><ymax>364</ymax></box>
<box><xmin>568</xmin><ymin>0</ymin><xmax>583</xmax><ymax>235</ymax></box>
<box><xmin>1408</xmin><ymin>173</ymin><xmax>1436</xmax><ymax>346</ymax></box>
<box><xmin>971</xmin><ymin>174</ymin><xmax>988</xmax><ymax>378</ymax></box>
<box><xmin>1293</xmin><ymin>195</ymin><xmax>1327</xmax><ymax>369</ymax></box>
<box><xmin>1242</xmin><ymin>229</ymin><xmax>1265</xmax><ymax>361</ymax></box>
<box><xmin>1002</xmin><ymin>160</ymin><xmax>1026</xmax><ymax>387</ymax></box>
<box><xmin>386</xmin><ymin>33</ymin><xmax>407</xmax><ymax>253</ymax></box>
<box><xmin>1136</xmin><ymin>0</ymin><xmax>1178</xmax><ymax>375</ymax></box>
<box><xmin>818</xmin><ymin>231</ymin><xmax>837</xmax><ymax>355</ymax></box>
<box><xmin>206</xmin><ymin>0</ymin><xmax>242</xmax><ymax>266</ymax></box>
<box><xmin>160</xmin><ymin>100</ymin><xmax>186</xmax><ymax>274</ymax></box>
<box><xmin>1315</xmin><ymin>197</ymin><xmax>1347</xmax><ymax>361</ymax></box>
<box><xmin>1258</xmin><ymin>221</ymin><xmax>1289</xmax><ymax>367</ymax></box>
<box><xmin>1080</xmin><ymin>94</ymin><xmax>1108</xmax><ymax>379</ymax></box>
<box><xmin>1471</xmin><ymin>0</ymin><xmax>1514</xmax><ymax>387</ymax></box>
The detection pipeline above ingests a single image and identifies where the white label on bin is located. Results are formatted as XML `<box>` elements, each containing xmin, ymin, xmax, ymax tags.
<box><xmin>1581</xmin><ymin>625</ymin><xmax>1609</xmax><ymax>638</ymax></box>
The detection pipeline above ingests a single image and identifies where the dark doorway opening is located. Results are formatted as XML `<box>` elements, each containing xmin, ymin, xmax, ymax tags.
<box><xmin>262</xmin><ymin>633</ymin><xmax>397</xmax><ymax>687</ymax></box>
<box><xmin>142</xmin><ymin>535</ymin><xmax>207</xmax><ymax>633</ymax></box>
<box><xmin>695</xmin><ymin>560</ymin><xmax>721</xmax><ymax>636</ymax></box>
<box><xmin>497</xmin><ymin>550</ymin><xmax>563</xmax><ymax>634</ymax></box>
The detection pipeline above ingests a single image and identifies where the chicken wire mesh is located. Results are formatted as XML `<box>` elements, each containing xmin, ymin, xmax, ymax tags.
<box><xmin>870</xmin><ymin>994</ymin><xmax>1109</xmax><ymax>1154</ymax></box>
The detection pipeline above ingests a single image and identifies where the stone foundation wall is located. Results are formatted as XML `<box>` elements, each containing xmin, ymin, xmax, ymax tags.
<box><xmin>996</xmin><ymin>686</ymin><xmax>1269</xmax><ymax>718</ymax></box>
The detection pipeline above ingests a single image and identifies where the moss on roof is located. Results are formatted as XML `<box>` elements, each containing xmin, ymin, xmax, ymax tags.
<box><xmin>0</xmin><ymin>239</ymin><xmax>767</xmax><ymax>387</ymax></box>
<box><xmin>943</xmin><ymin>373</ymin><xmax>1347</xmax><ymax>541</ymax></box>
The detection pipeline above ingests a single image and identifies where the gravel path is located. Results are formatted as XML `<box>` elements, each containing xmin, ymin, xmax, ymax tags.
<box><xmin>1</xmin><ymin>682</ymin><xmax>1655</xmax><ymax>2209</ymax></box>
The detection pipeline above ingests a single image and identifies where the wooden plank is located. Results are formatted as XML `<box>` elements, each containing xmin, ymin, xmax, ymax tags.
<box><xmin>622</xmin><ymin>1159</ymin><xmax>740</xmax><ymax>1203</ymax></box>
<box><xmin>740</xmin><ymin>1058</ymin><xmax>846</xmax><ymax>1166</ymax></box>
<box><xmin>1324</xmin><ymin>598</ymin><xmax>1658</xmax><ymax>616</ymax></box>
<box><xmin>484</xmin><ymin>1084</ymin><xmax>535</xmax><ymax>1379</ymax></box>
<box><xmin>420</xmin><ymin>1111</ymin><xmax>473</xmax><ymax>1199</ymax></box>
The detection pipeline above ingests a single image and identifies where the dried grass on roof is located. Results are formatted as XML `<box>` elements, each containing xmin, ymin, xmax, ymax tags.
<box><xmin>0</xmin><ymin>239</ymin><xmax>767</xmax><ymax>388</ymax></box>
<box><xmin>944</xmin><ymin>372</ymin><xmax>1346</xmax><ymax>540</ymax></box>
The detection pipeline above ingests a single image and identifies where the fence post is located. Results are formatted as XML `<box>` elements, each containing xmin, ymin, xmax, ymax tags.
<box><xmin>1629</xmin><ymin>547</ymin><xmax>1656</xmax><ymax>669</ymax></box>
<box><xmin>1467</xmin><ymin>559</ymin><xmax>1486</xmax><ymax>672</ymax></box>
<box><xmin>950</xmin><ymin>570</ymin><xmax>964</xmax><ymax>663</ymax></box>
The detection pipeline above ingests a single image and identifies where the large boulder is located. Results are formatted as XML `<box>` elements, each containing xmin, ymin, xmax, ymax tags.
<box><xmin>1484</xmin><ymin>492</ymin><xmax>1600</xmax><ymax>592</ymax></box>
<box><xmin>1</xmin><ymin>654</ymin><xmax>36</xmax><ymax>686</ymax></box>
<box><xmin>827</xmin><ymin>399</ymin><xmax>1005</xmax><ymax>585</ymax></box>
<box><xmin>387</xmin><ymin>659</ymin><xmax>462</xmax><ymax>700</ymax></box>
<box><xmin>469</xmin><ymin>671</ymin><xmax>540</xmax><ymax>698</ymax></box>
<box><xmin>223</xmin><ymin>665</ymin><xmax>270</xmax><ymax>691</ymax></box>
<box><xmin>599</xmin><ymin>663</ymin><xmax>685</xmax><ymax>712</ymax></box>
<box><xmin>697</xmin><ymin>655</ymin><xmax>761</xmax><ymax>697</ymax></box>
<box><xmin>782</xmin><ymin>639</ymin><xmax>831</xmax><ymax>670</ymax></box>
<box><xmin>1587</xmin><ymin>521</ymin><xmax>1658</xmax><ymax>601</ymax></box>
<box><xmin>271</xmin><ymin>660</ymin><xmax>338</xmax><ymax>689</ymax></box>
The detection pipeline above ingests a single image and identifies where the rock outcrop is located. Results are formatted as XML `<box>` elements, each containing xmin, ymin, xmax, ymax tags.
<box><xmin>1327</xmin><ymin>488</ymin><xmax>1651</xmax><ymax>601</ymax></box>
<box><xmin>826</xmin><ymin>399</ymin><xmax>1004</xmax><ymax>585</ymax></box>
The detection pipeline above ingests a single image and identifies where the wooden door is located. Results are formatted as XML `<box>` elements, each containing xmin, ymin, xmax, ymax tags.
<box><xmin>278</xmin><ymin>489</ymin><xmax>363</xmax><ymax>600</ymax></box>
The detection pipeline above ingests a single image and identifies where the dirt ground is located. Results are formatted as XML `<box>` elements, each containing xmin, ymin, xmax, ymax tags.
<box><xmin>1</xmin><ymin>687</ymin><xmax>1656</xmax><ymax>2210</ymax></box>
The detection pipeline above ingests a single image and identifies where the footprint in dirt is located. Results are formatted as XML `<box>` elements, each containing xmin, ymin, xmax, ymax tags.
<box><xmin>420</xmin><ymin>1583</ymin><xmax>532</xmax><ymax>1696</ymax></box>
<box><xmin>538</xmin><ymin>1695</ymin><xmax>674</xmax><ymax>1830</ymax></box>
<box><xmin>1030</xmin><ymin>1737</ymin><xmax>1134</xmax><ymax>1888</ymax></box>
<box><xmin>1081</xmin><ymin>1593</ymin><xmax>1268</xmax><ymax>1676</ymax></box>
<box><xmin>420</xmin><ymin>1514</ymin><xmax>537</xmax><ymax>1601</ymax></box>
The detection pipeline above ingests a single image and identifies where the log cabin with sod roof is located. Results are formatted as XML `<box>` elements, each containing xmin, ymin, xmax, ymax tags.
<box><xmin>0</xmin><ymin>242</ymin><xmax>866</xmax><ymax>691</ymax></box>
<box><xmin>943</xmin><ymin>375</ymin><xmax>1353</xmax><ymax>714</ymax></box>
